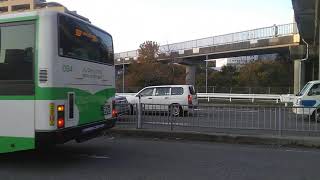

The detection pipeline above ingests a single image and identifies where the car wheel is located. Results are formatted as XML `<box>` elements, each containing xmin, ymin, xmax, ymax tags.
<box><xmin>169</xmin><ymin>104</ymin><xmax>182</xmax><ymax>117</ymax></box>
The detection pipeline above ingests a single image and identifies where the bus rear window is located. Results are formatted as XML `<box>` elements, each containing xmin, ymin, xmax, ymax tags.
<box><xmin>0</xmin><ymin>22</ymin><xmax>34</xmax><ymax>81</ymax></box>
<box><xmin>58</xmin><ymin>14</ymin><xmax>114</xmax><ymax>65</ymax></box>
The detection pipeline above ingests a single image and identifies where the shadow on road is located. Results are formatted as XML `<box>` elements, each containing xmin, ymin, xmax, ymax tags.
<box><xmin>0</xmin><ymin>141</ymin><xmax>114</xmax><ymax>169</ymax></box>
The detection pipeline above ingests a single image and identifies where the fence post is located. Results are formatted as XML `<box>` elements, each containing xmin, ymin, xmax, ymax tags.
<box><xmin>278</xmin><ymin>107</ymin><xmax>282</xmax><ymax>136</ymax></box>
<box><xmin>137</xmin><ymin>96</ymin><xmax>142</xmax><ymax>129</ymax></box>
<box><xmin>170</xmin><ymin>106</ymin><xmax>174</xmax><ymax>131</ymax></box>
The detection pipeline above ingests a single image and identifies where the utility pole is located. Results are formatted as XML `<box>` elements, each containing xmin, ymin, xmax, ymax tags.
<box><xmin>206</xmin><ymin>55</ymin><xmax>209</xmax><ymax>94</ymax></box>
<box><xmin>122</xmin><ymin>59</ymin><xmax>125</xmax><ymax>93</ymax></box>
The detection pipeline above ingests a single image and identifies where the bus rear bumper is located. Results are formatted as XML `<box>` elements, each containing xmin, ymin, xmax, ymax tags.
<box><xmin>36</xmin><ymin>118</ymin><xmax>116</xmax><ymax>146</ymax></box>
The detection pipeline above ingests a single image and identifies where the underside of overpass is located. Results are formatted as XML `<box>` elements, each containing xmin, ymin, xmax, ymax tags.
<box><xmin>149</xmin><ymin>35</ymin><xmax>300</xmax><ymax>86</ymax></box>
<box><xmin>292</xmin><ymin>0</ymin><xmax>320</xmax><ymax>93</ymax></box>
<box><xmin>166</xmin><ymin>34</ymin><xmax>300</xmax><ymax>87</ymax></box>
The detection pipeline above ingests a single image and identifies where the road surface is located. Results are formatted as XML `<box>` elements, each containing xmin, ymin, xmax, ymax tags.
<box><xmin>1</xmin><ymin>136</ymin><xmax>320</xmax><ymax>180</ymax></box>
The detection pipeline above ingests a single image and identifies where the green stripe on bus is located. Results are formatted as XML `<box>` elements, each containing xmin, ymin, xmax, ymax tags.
<box><xmin>0</xmin><ymin>137</ymin><xmax>34</xmax><ymax>153</ymax></box>
<box><xmin>0</xmin><ymin>96</ymin><xmax>34</xmax><ymax>100</ymax></box>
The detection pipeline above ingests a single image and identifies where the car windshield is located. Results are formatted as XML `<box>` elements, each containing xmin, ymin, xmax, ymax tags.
<box><xmin>297</xmin><ymin>82</ymin><xmax>312</xmax><ymax>96</ymax></box>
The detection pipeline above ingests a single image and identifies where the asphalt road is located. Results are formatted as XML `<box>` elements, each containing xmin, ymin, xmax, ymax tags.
<box><xmin>1</xmin><ymin>136</ymin><xmax>320</xmax><ymax>180</ymax></box>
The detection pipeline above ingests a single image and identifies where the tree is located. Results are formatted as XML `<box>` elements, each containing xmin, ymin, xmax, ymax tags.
<box><xmin>138</xmin><ymin>41</ymin><xmax>159</xmax><ymax>63</ymax></box>
<box><xmin>196</xmin><ymin>65</ymin><xmax>238</xmax><ymax>87</ymax></box>
<box><xmin>194</xmin><ymin>59</ymin><xmax>293</xmax><ymax>93</ymax></box>
<box><xmin>238</xmin><ymin>61</ymin><xmax>293</xmax><ymax>87</ymax></box>
<box><xmin>120</xmin><ymin>41</ymin><xmax>185</xmax><ymax>92</ymax></box>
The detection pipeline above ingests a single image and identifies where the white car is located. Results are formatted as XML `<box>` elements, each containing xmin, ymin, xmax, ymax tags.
<box><xmin>126</xmin><ymin>85</ymin><xmax>198</xmax><ymax>116</ymax></box>
<box><xmin>293</xmin><ymin>80</ymin><xmax>320</xmax><ymax>120</ymax></box>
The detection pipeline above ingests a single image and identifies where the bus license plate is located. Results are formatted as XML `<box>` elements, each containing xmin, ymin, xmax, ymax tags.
<box><xmin>103</xmin><ymin>104</ymin><xmax>111</xmax><ymax>115</ymax></box>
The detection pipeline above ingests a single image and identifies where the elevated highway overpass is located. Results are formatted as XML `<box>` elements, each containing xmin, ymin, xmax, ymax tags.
<box><xmin>115</xmin><ymin>23</ymin><xmax>301</xmax><ymax>89</ymax></box>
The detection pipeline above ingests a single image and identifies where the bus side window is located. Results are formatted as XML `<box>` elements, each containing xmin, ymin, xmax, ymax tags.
<box><xmin>0</xmin><ymin>22</ymin><xmax>35</xmax><ymax>95</ymax></box>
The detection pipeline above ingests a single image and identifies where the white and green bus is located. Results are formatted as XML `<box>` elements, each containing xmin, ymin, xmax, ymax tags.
<box><xmin>0</xmin><ymin>6</ymin><xmax>116</xmax><ymax>153</ymax></box>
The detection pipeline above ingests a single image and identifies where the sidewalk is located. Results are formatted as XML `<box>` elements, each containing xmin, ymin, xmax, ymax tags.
<box><xmin>110</xmin><ymin>127</ymin><xmax>320</xmax><ymax>148</ymax></box>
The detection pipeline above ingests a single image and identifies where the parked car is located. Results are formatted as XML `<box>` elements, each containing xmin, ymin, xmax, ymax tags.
<box><xmin>125</xmin><ymin>85</ymin><xmax>198</xmax><ymax>116</ymax></box>
<box><xmin>114</xmin><ymin>95</ymin><xmax>131</xmax><ymax>116</ymax></box>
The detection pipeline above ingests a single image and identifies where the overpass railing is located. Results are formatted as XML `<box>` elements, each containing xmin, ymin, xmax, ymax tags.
<box><xmin>115</xmin><ymin>23</ymin><xmax>298</xmax><ymax>59</ymax></box>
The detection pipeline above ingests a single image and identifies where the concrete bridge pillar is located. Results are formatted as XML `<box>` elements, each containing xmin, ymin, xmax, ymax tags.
<box><xmin>186</xmin><ymin>65</ymin><xmax>196</xmax><ymax>85</ymax></box>
<box><xmin>294</xmin><ymin>60</ymin><xmax>306</xmax><ymax>94</ymax></box>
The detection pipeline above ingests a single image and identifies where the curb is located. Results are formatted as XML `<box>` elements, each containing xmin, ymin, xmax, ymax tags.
<box><xmin>110</xmin><ymin>128</ymin><xmax>320</xmax><ymax>148</ymax></box>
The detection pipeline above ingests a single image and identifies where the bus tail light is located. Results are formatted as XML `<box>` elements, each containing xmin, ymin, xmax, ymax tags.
<box><xmin>57</xmin><ymin>105</ymin><xmax>65</xmax><ymax>129</ymax></box>
<box><xmin>57</xmin><ymin>105</ymin><xmax>64</xmax><ymax>112</ymax></box>
<box><xmin>57</xmin><ymin>118</ymin><xmax>65</xmax><ymax>129</ymax></box>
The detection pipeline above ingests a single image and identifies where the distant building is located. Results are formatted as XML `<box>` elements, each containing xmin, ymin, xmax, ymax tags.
<box><xmin>0</xmin><ymin>0</ymin><xmax>52</xmax><ymax>13</ymax></box>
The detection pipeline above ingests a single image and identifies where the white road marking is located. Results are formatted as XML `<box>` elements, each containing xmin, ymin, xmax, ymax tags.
<box><xmin>284</xmin><ymin>149</ymin><xmax>320</xmax><ymax>154</ymax></box>
<box><xmin>145</xmin><ymin>122</ymin><xmax>190</xmax><ymax>126</ymax></box>
<box><xmin>195</xmin><ymin>109</ymin><xmax>259</xmax><ymax>113</ymax></box>
<box><xmin>77</xmin><ymin>154</ymin><xmax>111</xmax><ymax>159</ymax></box>
<box><xmin>236</xmin><ymin>110</ymin><xmax>259</xmax><ymax>113</ymax></box>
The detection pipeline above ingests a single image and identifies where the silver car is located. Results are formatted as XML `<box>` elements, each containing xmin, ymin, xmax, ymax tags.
<box><xmin>114</xmin><ymin>95</ymin><xmax>131</xmax><ymax>116</ymax></box>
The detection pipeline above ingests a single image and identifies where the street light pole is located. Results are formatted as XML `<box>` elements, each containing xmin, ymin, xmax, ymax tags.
<box><xmin>206</xmin><ymin>55</ymin><xmax>208</xmax><ymax>94</ymax></box>
<box><xmin>122</xmin><ymin>59</ymin><xmax>125</xmax><ymax>93</ymax></box>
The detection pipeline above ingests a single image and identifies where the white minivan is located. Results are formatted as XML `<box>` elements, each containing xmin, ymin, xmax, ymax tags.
<box><xmin>293</xmin><ymin>80</ymin><xmax>320</xmax><ymax>120</ymax></box>
<box><xmin>126</xmin><ymin>85</ymin><xmax>198</xmax><ymax>116</ymax></box>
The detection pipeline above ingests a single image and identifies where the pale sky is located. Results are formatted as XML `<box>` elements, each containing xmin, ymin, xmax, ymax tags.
<box><xmin>48</xmin><ymin>0</ymin><xmax>294</xmax><ymax>53</ymax></box>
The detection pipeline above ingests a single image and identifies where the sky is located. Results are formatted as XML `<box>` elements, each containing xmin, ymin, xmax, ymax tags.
<box><xmin>48</xmin><ymin>0</ymin><xmax>294</xmax><ymax>53</ymax></box>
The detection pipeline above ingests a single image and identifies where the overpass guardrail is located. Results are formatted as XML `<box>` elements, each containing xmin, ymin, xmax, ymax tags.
<box><xmin>115</xmin><ymin>23</ymin><xmax>298</xmax><ymax>60</ymax></box>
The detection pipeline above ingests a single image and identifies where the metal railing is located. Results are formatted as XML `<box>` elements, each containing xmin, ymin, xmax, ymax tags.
<box><xmin>116</xmin><ymin>103</ymin><xmax>320</xmax><ymax>137</ymax></box>
<box><xmin>197</xmin><ymin>93</ymin><xmax>281</xmax><ymax>103</ymax></box>
<box><xmin>115</xmin><ymin>23</ymin><xmax>298</xmax><ymax>60</ymax></box>
<box><xmin>116</xmin><ymin>93</ymin><xmax>283</xmax><ymax>103</ymax></box>
<box><xmin>116</xmin><ymin>86</ymin><xmax>293</xmax><ymax>94</ymax></box>
<box><xmin>195</xmin><ymin>86</ymin><xmax>292</xmax><ymax>94</ymax></box>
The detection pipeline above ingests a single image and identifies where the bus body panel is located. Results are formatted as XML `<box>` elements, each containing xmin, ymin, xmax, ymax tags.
<box><xmin>0</xmin><ymin>14</ymin><xmax>38</xmax><ymax>153</ymax></box>
<box><xmin>0</xmin><ymin>100</ymin><xmax>35</xmax><ymax>153</ymax></box>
